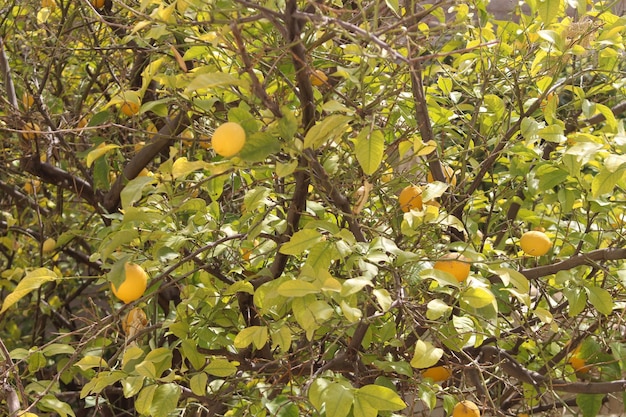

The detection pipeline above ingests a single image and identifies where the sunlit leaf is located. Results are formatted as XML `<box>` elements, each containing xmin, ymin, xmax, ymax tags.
<box><xmin>410</xmin><ymin>339</ymin><xmax>443</xmax><ymax>369</ymax></box>
<box><xmin>353</xmin><ymin>128</ymin><xmax>384</xmax><ymax>175</ymax></box>
<box><xmin>303</xmin><ymin>115</ymin><xmax>352</xmax><ymax>149</ymax></box>
<box><xmin>1</xmin><ymin>268</ymin><xmax>58</xmax><ymax>314</ymax></box>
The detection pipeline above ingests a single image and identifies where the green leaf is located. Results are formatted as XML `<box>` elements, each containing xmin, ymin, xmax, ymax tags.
<box><xmin>135</xmin><ymin>384</ymin><xmax>157</xmax><ymax>415</ymax></box>
<box><xmin>120</xmin><ymin>176</ymin><xmax>156</xmax><ymax>209</ymax></box>
<box><xmin>577</xmin><ymin>393</ymin><xmax>604</xmax><ymax>417</ymax></box>
<box><xmin>410</xmin><ymin>339</ymin><xmax>444</xmax><ymax>369</ymax></box>
<box><xmin>356</xmin><ymin>385</ymin><xmax>406</xmax><ymax>411</ymax></box>
<box><xmin>42</xmin><ymin>343</ymin><xmax>75</xmax><ymax>356</ymax></box>
<box><xmin>494</xmin><ymin>268</ymin><xmax>530</xmax><ymax>292</ymax></box>
<box><xmin>308</xmin><ymin>378</ymin><xmax>332</xmax><ymax>411</ymax></box>
<box><xmin>353</xmin><ymin>396</ymin><xmax>377</xmax><ymax>417</ymax></box>
<box><xmin>238</xmin><ymin>131</ymin><xmax>281</xmax><ymax>163</ymax></box>
<box><xmin>537</xmin><ymin>0</ymin><xmax>562</xmax><ymax>24</ymax></box>
<box><xmin>39</xmin><ymin>395</ymin><xmax>76</xmax><ymax>417</ymax></box>
<box><xmin>460</xmin><ymin>287</ymin><xmax>496</xmax><ymax>309</ymax></box>
<box><xmin>538</xmin><ymin>124</ymin><xmax>566</xmax><ymax>143</ymax></box>
<box><xmin>563</xmin><ymin>287</ymin><xmax>587</xmax><ymax>317</ymax></box>
<box><xmin>303</xmin><ymin>115</ymin><xmax>352</xmax><ymax>149</ymax></box>
<box><xmin>591</xmin><ymin>167</ymin><xmax>625</xmax><ymax>197</ymax></box>
<box><xmin>353</xmin><ymin>128</ymin><xmax>384</xmax><ymax>175</ymax></box>
<box><xmin>292</xmin><ymin>297</ymin><xmax>334</xmax><ymax>340</ymax></box>
<box><xmin>1</xmin><ymin>268</ymin><xmax>58</xmax><ymax>314</ymax></box>
<box><xmin>520</xmin><ymin>117</ymin><xmax>540</xmax><ymax>143</ymax></box>
<box><xmin>373</xmin><ymin>288</ymin><xmax>392</xmax><ymax>312</ymax></box>
<box><xmin>271</xmin><ymin>326</ymin><xmax>292</xmax><ymax>352</ymax></box>
<box><xmin>184</xmin><ymin>72</ymin><xmax>248</xmax><ymax>93</ymax></box>
<box><xmin>278</xmin><ymin>107</ymin><xmax>298</xmax><ymax>140</ymax></box>
<box><xmin>535</xmin><ymin>164</ymin><xmax>569</xmax><ymax>191</ymax></box>
<box><xmin>181</xmin><ymin>339</ymin><xmax>205</xmax><ymax>370</ymax></box>
<box><xmin>277</xmin><ymin>279</ymin><xmax>320</xmax><ymax>297</ymax></box>
<box><xmin>324</xmin><ymin>383</ymin><xmax>354</xmax><ymax>417</ymax></box>
<box><xmin>150</xmin><ymin>383</ymin><xmax>181</xmax><ymax>417</ymax></box>
<box><xmin>205</xmin><ymin>358</ymin><xmax>237</xmax><ymax>377</ymax></box>
<box><xmin>279</xmin><ymin>229</ymin><xmax>323</xmax><ymax>255</ymax></box>
<box><xmin>234</xmin><ymin>326</ymin><xmax>269</xmax><ymax>349</ymax></box>
<box><xmin>384</xmin><ymin>0</ymin><xmax>400</xmax><ymax>16</ymax></box>
<box><xmin>426</xmin><ymin>299</ymin><xmax>451</xmax><ymax>320</ymax></box>
<box><xmin>190</xmin><ymin>373</ymin><xmax>208</xmax><ymax>396</ymax></box>
<box><xmin>585</xmin><ymin>285</ymin><xmax>613</xmax><ymax>315</ymax></box>
<box><xmin>595</xmin><ymin>103</ymin><xmax>617</xmax><ymax>131</ymax></box>
<box><xmin>121</xmin><ymin>375</ymin><xmax>144</xmax><ymax>398</ymax></box>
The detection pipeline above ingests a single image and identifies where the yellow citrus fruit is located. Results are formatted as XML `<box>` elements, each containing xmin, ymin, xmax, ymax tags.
<box><xmin>421</xmin><ymin>365</ymin><xmax>451</xmax><ymax>382</ymax></box>
<box><xmin>433</xmin><ymin>253</ymin><xmax>471</xmax><ymax>282</ymax></box>
<box><xmin>111</xmin><ymin>263</ymin><xmax>148</xmax><ymax>304</ymax></box>
<box><xmin>122</xmin><ymin>307</ymin><xmax>148</xmax><ymax>336</ymax></box>
<box><xmin>42</xmin><ymin>238</ymin><xmax>56</xmax><ymax>253</ymax></box>
<box><xmin>399</xmin><ymin>185</ymin><xmax>423</xmax><ymax>212</ymax></box>
<box><xmin>427</xmin><ymin>165</ymin><xmax>457</xmax><ymax>186</ymax></box>
<box><xmin>120</xmin><ymin>101</ymin><xmax>140</xmax><ymax>116</ymax></box>
<box><xmin>137</xmin><ymin>168</ymin><xmax>153</xmax><ymax>177</ymax></box>
<box><xmin>453</xmin><ymin>400</ymin><xmax>481</xmax><ymax>417</ymax></box>
<box><xmin>21</xmin><ymin>122</ymin><xmax>40</xmax><ymax>140</ymax></box>
<box><xmin>91</xmin><ymin>0</ymin><xmax>105</xmax><ymax>8</ymax></box>
<box><xmin>22</xmin><ymin>92</ymin><xmax>35</xmax><ymax>109</ymax></box>
<box><xmin>568</xmin><ymin>356</ymin><xmax>590</xmax><ymax>374</ymax></box>
<box><xmin>310</xmin><ymin>69</ymin><xmax>328</xmax><ymax>86</ymax></box>
<box><xmin>211</xmin><ymin>122</ymin><xmax>246</xmax><ymax>157</ymax></box>
<box><xmin>24</xmin><ymin>180</ymin><xmax>40</xmax><ymax>195</ymax></box>
<box><xmin>519</xmin><ymin>230</ymin><xmax>552</xmax><ymax>256</ymax></box>
<box><xmin>119</xmin><ymin>91</ymin><xmax>141</xmax><ymax>116</ymax></box>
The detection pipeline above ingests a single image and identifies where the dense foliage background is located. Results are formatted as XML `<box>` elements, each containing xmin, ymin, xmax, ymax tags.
<box><xmin>2</xmin><ymin>0</ymin><xmax>626</xmax><ymax>416</ymax></box>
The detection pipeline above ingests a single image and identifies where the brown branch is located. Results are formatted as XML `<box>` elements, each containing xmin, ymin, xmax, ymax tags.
<box><xmin>102</xmin><ymin>111</ymin><xmax>188</xmax><ymax>213</ymax></box>
<box><xmin>480</xmin><ymin>345</ymin><xmax>626</xmax><ymax>395</ymax></box>
<box><xmin>231</xmin><ymin>22</ymin><xmax>282</xmax><ymax>118</ymax></box>
<box><xmin>0</xmin><ymin>37</ymin><xmax>18</xmax><ymax>111</ymax></box>
<box><xmin>520</xmin><ymin>247</ymin><xmax>626</xmax><ymax>280</ymax></box>
<box><xmin>22</xmin><ymin>157</ymin><xmax>102</xmax><ymax>209</ymax></box>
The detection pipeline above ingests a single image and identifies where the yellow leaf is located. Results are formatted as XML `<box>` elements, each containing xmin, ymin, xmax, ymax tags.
<box><xmin>86</xmin><ymin>143</ymin><xmax>119</xmax><ymax>168</ymax></box>
<box><xmin>1</xmin><ymin>268</ymin><xmax>58</xmax><ymax>314</ymax></box>
<box><xmin>410</xmin><ymin>339</ymin><xmax>443</xmax><ymax>369</ymax></box>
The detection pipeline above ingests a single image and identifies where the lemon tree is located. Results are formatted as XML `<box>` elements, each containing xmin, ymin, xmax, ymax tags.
<box><xmin>2</xmin><ymin>1</ymin><xmax>626</xmax><ymax>416</ymax></box>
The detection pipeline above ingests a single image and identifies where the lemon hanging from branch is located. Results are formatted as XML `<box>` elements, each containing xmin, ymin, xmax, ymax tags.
<box><xmin>111</xmin><ymin>263</ymin><xmax>148</xmax><ymax>304</ymax></box>
<box><xmin>211</xmin><ymin>122</ymin><xmax>246</xmax><ymax>157</ymax></box>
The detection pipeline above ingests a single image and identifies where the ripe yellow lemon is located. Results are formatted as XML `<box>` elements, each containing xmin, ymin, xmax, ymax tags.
<box><xmin>427</xmin><ymin>165</ymin><xmax>457</xmax><ymax>186</ymax></box>
<box><xmin>453</xmin><ymin>400</ymin><xmax>481</xmax><ymax>417</ymax></box>
<box><xmin>310</xmin><ymin>69</ymin><xmax>328</xmax><ymax>86</ymax></box>
<box><xmin>119</xmin><ymin>91</ymin><xmax>141</xmax><ymax>116</ymax></box>
<box><xmin>519</xmin><ymin>230</ymin><xmax>552</xmax><ymax>256</ymax></box>
<box><xmin>211</xmin><ymin>122</ymin><xmax>246</xmax><ymax>157</ymax></box>
<box><xmin>568</xmin><ymin>356</ymin><xmax>590</xmax><ymax>374</ymax></box>
<box><xmin>111</xmin><ymin>263</ymin><xmax>148</xmax><ymax>304</ymax></box>
<box><xmin>399</xmin><ymin>185</ymin><xmax>423</xmax><ymax>212</ymax></box>
<box><xmin>433</xmin><ymin>253</ymin><xmax>471</xmax><ymax>282</ymax></box>
<box><xmin>421</xmin><ymin>365</ymin><xmax>451</xmax><ymax>382</ymax></box>
<box><xmin>42</xmin><ymin>238</ymin><xmax>56</xmax><ymax>253</ymax></box>
<box><xmin>120</xmin><ymin>101</ymin><xmax>140</xmax><ymax>116</ymax></box>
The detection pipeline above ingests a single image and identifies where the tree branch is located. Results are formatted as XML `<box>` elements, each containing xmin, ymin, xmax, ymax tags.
<box><xmin>520</xmin><ymin>247</ymin><xmax>626</xmax><ymax>280</ymax></box>
<box><xmin>102</xmin><ymin>111</ymin><xmax>188</xmax><ymax>213</ymax></box>
<box><xmin>480</xmin><ymin>345</ymin><xmax>626</xmax><ymax>394</ymax></box>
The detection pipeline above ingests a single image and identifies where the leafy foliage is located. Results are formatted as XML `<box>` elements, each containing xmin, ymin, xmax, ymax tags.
<box><xmin>2</xmin><ymin>0</ymin><xmax>626</xmax><ymax>416</ymax></box>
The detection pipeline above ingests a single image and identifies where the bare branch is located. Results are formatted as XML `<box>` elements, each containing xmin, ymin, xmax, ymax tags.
<box><xmin>520</xmin><ymin>247</ymin><xmax>626</xmax><ymax>279</ymax></box>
